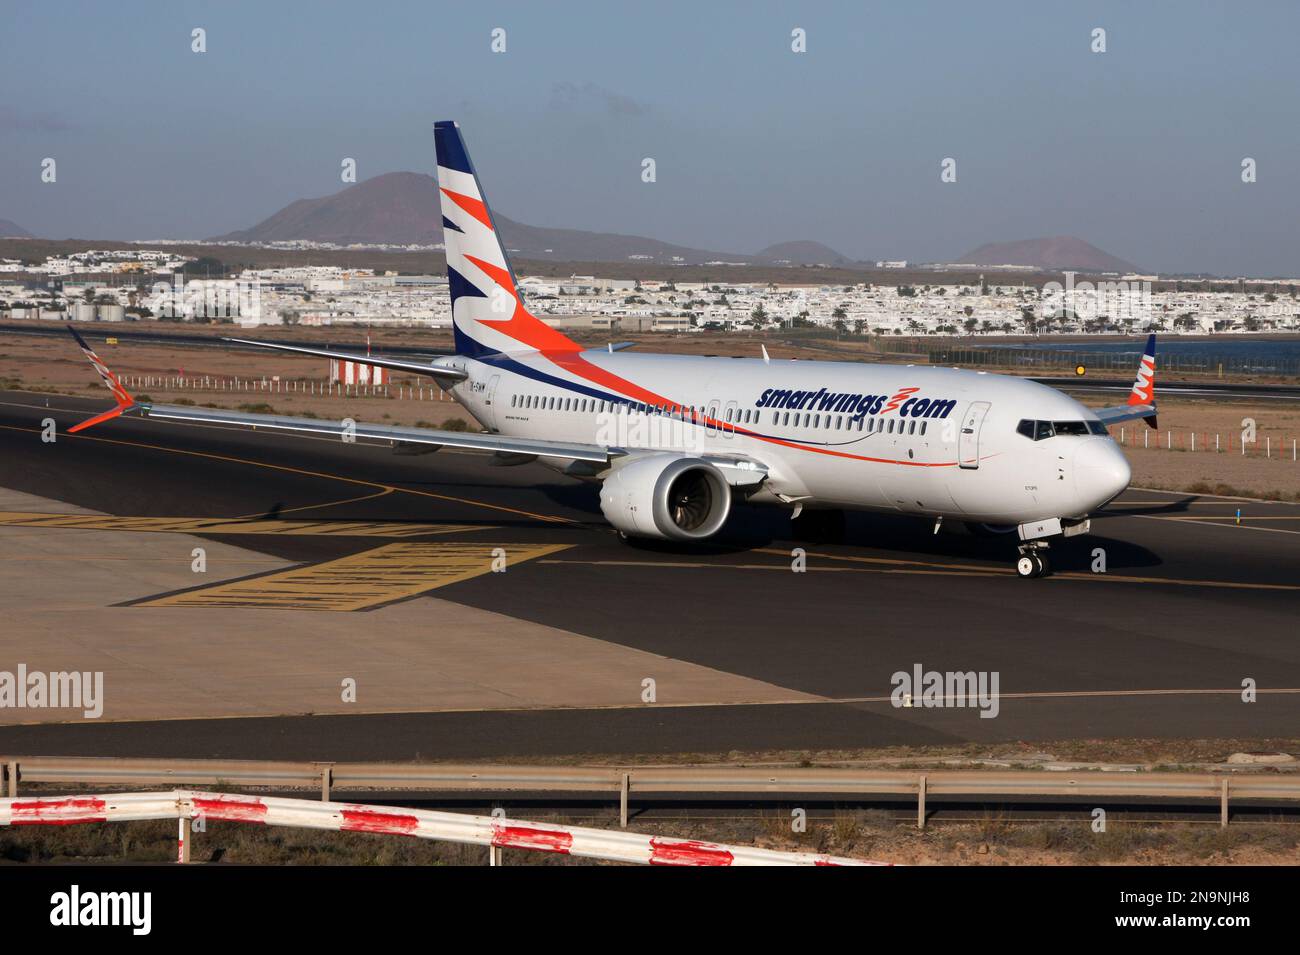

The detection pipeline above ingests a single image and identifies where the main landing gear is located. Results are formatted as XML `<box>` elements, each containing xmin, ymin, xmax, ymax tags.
<box><xmin>1015</xmin><ymin>541</ymin><xmax>1051</xmax><ymax>579</ymax></box>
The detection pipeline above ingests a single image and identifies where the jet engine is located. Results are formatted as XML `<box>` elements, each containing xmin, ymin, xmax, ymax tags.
<box><xmin>599</xmin><ymin>454</ymin><xmax>732</xmax><ymax>541</ymax></box>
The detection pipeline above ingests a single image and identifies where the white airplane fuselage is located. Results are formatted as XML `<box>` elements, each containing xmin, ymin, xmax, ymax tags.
<box><xmin>446</xmin><ymin>350</ymin><xmax>1131</xmax><ymax>526</ymax></box>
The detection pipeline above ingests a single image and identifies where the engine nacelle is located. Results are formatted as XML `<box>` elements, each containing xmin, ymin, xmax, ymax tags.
<box><xmin>599</xmin><ymin>455</ymin><xmax>732</xmax><ymax>541</ymax></box>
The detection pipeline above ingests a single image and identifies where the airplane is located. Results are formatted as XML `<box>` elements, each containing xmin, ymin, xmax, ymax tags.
<box><xmin>64</xmin><ymin>120</ymin><xmax>1158</xmax><ymax>579</ymax></box>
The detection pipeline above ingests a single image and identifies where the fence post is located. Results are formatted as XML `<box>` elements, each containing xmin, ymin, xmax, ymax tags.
<box><xmin>620</xmin><ymin>773</ymin><xmax>630</xmax><ymax>828</ymax></box>
<box><xmin>7</xmin><ymin>760</ymin><xmax>15</xmax><ymax>797</ymax></box>
<box><xmin>1220</xmin><ymin>778</ymin><xmax>1229</xmax><ymax>829</ymax></box>
<box><xmin>177</xmin><ymin>816</ymin><xmax>191</xmax><ymax>864</ymax></box>
<box><xmin>917</xmin><ymin>774</ymin><xmax>927</xmax><ymax>829</ymax></box>
<box><xmin>489</xmin><ymin>844</ymin><xmax>502</xmax><ymax>866</ymax></box>
<box><xmin>320</xmin><ymin>764</ymin><xmax>332</xmax><ymax>802</ymax></box>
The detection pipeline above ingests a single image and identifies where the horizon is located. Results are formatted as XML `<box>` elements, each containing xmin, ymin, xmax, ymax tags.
<box><xmin>3</xmin><ymin>2</ymin><xmax>1299</xmax><ymax>276</ymax></box>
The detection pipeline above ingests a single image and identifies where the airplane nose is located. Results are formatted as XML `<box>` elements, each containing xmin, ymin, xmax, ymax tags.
<box><xmin>1073</xmin><ymin>438</ymin><xmax>1131</xmax><ymax>509</ymax></box>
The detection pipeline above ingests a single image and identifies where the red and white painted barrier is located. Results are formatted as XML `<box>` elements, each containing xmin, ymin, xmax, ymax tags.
<box><xmin>0</xmin><ymin>790</ymin><xmax>886</xmax><ymax>866</ymax></box>
<box><xmin>329</xmin><ymin>359</ymin><xmax>388</xmax><ymax>386</ymax></box>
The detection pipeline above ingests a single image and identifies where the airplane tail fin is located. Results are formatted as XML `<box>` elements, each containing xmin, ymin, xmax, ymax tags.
<box><xmin>65</xmin><ymin>325</ymin><xmax>140</xmax><ymax>432</ymax></box>
<box><xmin>433</xmin><ymin>121</ymin><xmax>580</xmax><ymax>358</ymax></box>
<box><xmin>1126</xmin><ymin>333</ymin><xmax>1158</xmax><ymax>429</ymax></box>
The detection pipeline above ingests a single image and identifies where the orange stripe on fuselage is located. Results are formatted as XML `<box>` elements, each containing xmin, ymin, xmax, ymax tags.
<box><xmin>540</xmin><ymin>350</ymin><xmax>962</xmax><ymax>468</ymax></box>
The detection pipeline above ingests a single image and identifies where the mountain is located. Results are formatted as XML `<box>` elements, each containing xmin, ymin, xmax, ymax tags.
<box><xmin>0</xmin><ymin>218</ymin><xmax>33</xmax><ymax>238</ymax></box>
<box><xmin>956</xmin><ymin>236</ymin><xmax>1137</xmax><ymax>273</ymax></box>
<box><xmin>213</xmin><ymin>172</ymin><xmax>760</xmax><ymax>265</ymax></box>
<box><xmin>214</xmin><ymin>172</ymin><xmax>865</xmax><ymax>267</ymax></box>
<box><xmin>756</xmin><ymin>240</ymin><xmax>850</xmax><ymax>266</ymax></box>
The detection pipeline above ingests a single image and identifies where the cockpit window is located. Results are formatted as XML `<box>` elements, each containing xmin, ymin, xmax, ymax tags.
<box><xmin>1017</xmin><ymin>419</ymin><xmax>1102</xmax><ymax>441</ymax></box>
<box><xmin>1052</xmin><ymin>421</ymin><xmax>1090</xmax><ymax>436</ymax></box>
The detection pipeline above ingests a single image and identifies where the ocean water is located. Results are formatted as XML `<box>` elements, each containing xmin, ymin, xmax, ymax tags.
<box><xmin>986</xmin><ymin>339</ymin><xmax>1300</xmax><ymax>360</ymax></box>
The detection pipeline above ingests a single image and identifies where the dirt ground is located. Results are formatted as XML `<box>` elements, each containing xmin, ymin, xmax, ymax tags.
<box><xmin>2</xmin><ymin>324</ymin><xmax>1297</xmax><ymax>499</ymax></box>
<box><xmin>1080</xmin><ymin>397</ymin><xmax>1300</xmax><ymax>500</ymax></box>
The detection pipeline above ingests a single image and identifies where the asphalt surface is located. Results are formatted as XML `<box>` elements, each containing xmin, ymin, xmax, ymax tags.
<box><xmin>1</xmin><ymin>389</ymin><xmax>1298</xmax><ymax>760</ymax></box>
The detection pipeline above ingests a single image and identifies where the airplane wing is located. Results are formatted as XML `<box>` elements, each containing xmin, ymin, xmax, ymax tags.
<box><xmin>1090</xmin><ymin>333</ymin><xmax>1158</xmax><ymax>429</ymax></box>
<box><xmin>64</xmin><ymin>325</ymin><xmax>610</xmax><ymax>463</ymax></box>
<box><xmin>223</xmin><ymin>337</ymin><xmax>468</xmax><ymax>383</ymax></box>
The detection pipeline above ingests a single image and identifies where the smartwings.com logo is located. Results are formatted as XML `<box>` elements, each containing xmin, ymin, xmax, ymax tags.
<box><xmin>755</xmin><ymin>386</ymin><xmax>957</xmax><ymax>421</ymax></box>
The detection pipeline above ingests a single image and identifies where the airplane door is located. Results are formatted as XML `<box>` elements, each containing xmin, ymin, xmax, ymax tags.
<box><xmin>483</xmin><ymin>374</ymin><xmax>501</xmax><ymax>431</ymax></box>
<box><xmin>957</xmin><ymin>401</ymin><xmax>990</xmax><ymax>469</ymax></box>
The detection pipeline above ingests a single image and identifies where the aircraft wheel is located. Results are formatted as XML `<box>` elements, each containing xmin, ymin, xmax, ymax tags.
<box><xmin>1016</xmin><ymin>555</ymin><xmax>1037</xmax><ymax>578</ymax></box>
<box><xmin>1034</xmin><ymin>553</ymin><xmax>1050</xmax><ymax>577</ymax></box>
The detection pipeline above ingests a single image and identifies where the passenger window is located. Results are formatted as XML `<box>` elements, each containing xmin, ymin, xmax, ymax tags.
<box><xmin>835</xmin><ymin>416</ymin><xmax>842</xmax><ymax>429</ymax></box>
<box><xmin>920</xmin><ymin>422</ymin><xmax>927</xmax><ymax>435</ymax></box>
<box><xmin>909</xmin><ymin>420</ymin><xmax>916</xmax><ymax>435</ymax></box>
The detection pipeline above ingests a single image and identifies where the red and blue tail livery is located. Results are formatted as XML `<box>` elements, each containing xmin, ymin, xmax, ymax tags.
<box><xmin>434</xmin><ymin>120</ymin><xmax>581</xmax><ymax>359</ymax></box>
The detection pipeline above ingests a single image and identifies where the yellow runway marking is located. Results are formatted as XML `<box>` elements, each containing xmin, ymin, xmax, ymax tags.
<box><xmin>20</xmin><ymin>684</ymin><xmax>1300</xmax><ymax>727</ymax></box>
<box><xmin>767</xmin><ymin>547</ymin><xmax>1300</xmax><ymax>590</ymax></box>
<box><xmin>754</xmin><ymin>546</ymin><xmax>996</xmax><ymax>575</ymax></box>
<box><xmin>1132</xmin><ymin>514</ymin><xmax>1300</xmax><ymax>536</ymax></box>
<box><xmin>1153</xmin><ymin>515</ymin><xmax>1300</xmax><ymax>521</ymax></box>
<box><xmin>0</xmin><ymin>419</ymin><xmax>576</xmax><ymax>525</ymax></box>
<box><xmin>137</xmin><ymin>541</ymin><xmax>571</xmax><ymax>611</ymax></box>
<box><xmin>0</xmin><ymin>511</ymin><xmax>483</xmax><ymax>539</ymax></box>
<box><xmin>1112</xmin><ymin>500</ymin><xmax>1299</xmax><ymax>506</ymax></box>
<box><xmin>234</xmin><ymin>486</ymin><xmax>395</xmax><ymax>519</ymax></box>
<box><xmin>542</xmin><ymin>558</ymin><xmax>1003</xmax><ymax>579</ymax></box>
<box><xmin>547</xmin><ymin>549</ymin><xmax>1300</xmax><ymax>592</ymax></box>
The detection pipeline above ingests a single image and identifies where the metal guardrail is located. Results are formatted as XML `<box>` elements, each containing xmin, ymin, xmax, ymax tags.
<box><xmin>4</xmin><ymin>756</ymin><xmax>1296</xmax><ymax>829</ymax></box>
<box><xmin>0</xmin><ymin>789</ymin><xmax>878</xmax><ymax>866</ymax></box>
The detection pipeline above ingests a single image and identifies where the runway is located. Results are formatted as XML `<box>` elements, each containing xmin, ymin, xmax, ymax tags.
<box><xmin>0</xmin><ymin>389</ymin><xmax>1298</xmax><ymax>760</ymax></box>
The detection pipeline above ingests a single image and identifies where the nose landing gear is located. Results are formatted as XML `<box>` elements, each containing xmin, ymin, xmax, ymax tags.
<box><xmin>1015</xmin><ymin>541</ymin><xmax>1051</xmax><ymax>578</ymax></box>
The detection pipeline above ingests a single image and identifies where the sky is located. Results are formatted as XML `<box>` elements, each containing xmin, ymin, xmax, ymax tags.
<box><xmin>2</xmin><ymin>0</ymin><xmax>1299</xmax><ymax>276</ymax></box>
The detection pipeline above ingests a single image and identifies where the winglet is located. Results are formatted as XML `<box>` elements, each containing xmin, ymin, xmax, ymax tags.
<box><xmin>66</xmin><ymin>325</ymin><xmax>138</xmax><ymax>432</ymax></box>
<box><xmin>1126</xmin><ymin>333</ymin><xmax>1157</xmax><ymax>429</ymax></box>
